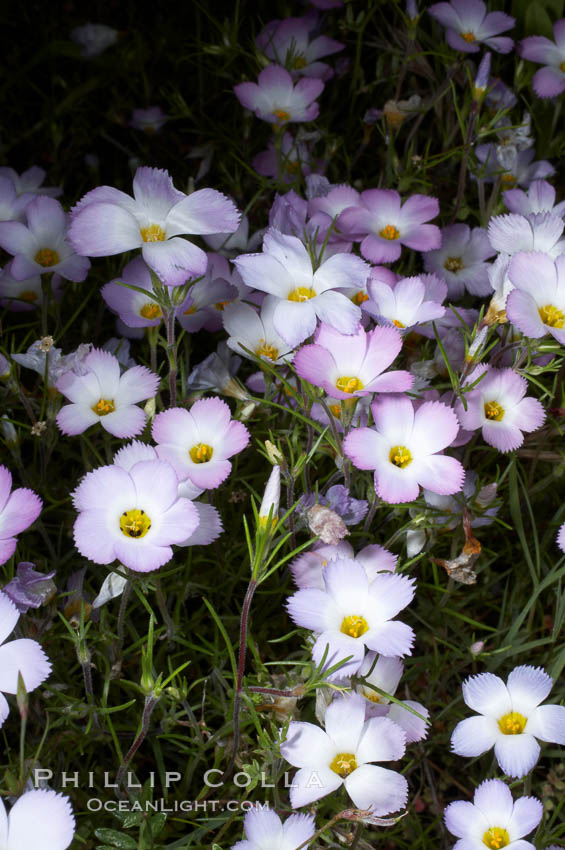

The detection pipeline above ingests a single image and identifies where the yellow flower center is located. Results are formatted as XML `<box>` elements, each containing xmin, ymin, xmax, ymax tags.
<box><xmin>389</xmin><ymin>445</ymin><xmax>412</xmax><ymax>468</ymax></box>
<box><xmin>444</xmin><ymin>256</ymin><xmax>464</xmax><ymax>272</ymax></box>
<box><xmin>335</xmin><ymin>376</ymin><xmax>364</xmax><ymax>394</ymax></box>
<box><xmin>364</xmin><ymin>689</ymin><xmax>383</xmax><ymax>703</ymax></box>
<box><xmin>539</xmin><ymin>303</ymin><xmax>565</xmax><ymax>328</ymax></box>
<box><xmin>288</xmin><ymin>286</ymin><xmax>316</xmax><ymax>302</ymax></box>
<box><xmin>19</xmin><ymin>290</ymin><xmax>39</xmax><ymax>302</ymax></box>
<box><xmin>501</xmin><ymin>174</ymin><xmax>516</xmax><ymax>187</ymax></box>
<box><xmin>120</xmin><ymin>508</ymin><xmax>151</xmax><ymax>538</ymax></box>
<box><xmin>140</xmin><ymin>223</ymin><xmax>167</xmax><ymax>242</ymax></box>
<box><xmin>329</xmin><ymin>403</ymin><xmax>342</xmax><ymax>418</ymax></box>
<box><xmin>352</xmin><ymin>291</ymin><xmax>368</xmax><ymax>305</ymax></box>
<box><xmin>183</xmin><ymin>305</ymin><xmax>197</xmax><ymax>315</ymax></box>
<box><xmin>189</xmin><ymin>443</ymin><xmax>214</xmax><ymax>463</ymax></box>
<box><xmin>461</xmin><ymin>31</ymin><xmax>476</xmax><ymax>42</ymax></box>
<box><xmin>497</xmin><ymin>711</ymin><xmax>527</xmax><ymax>735</ymax></box>
<box><xmin>215</xmin><ymin>300</ymin><xmax>230</xmax><ymax>311</ymax></box>
<box><xmin>392</xmin><ymin>318</ymin><xmax>405</xmax><ymax>328</ymax></box>
<box><xmin>273</xmin><ymin>109</ymin><xmax>290</xmax><ymax>122</ymax></box>
<box><xmin>484</xmin><ymin>400</ymin><xmax>505</xmax><ymax>421</ymax></box>
<box><xmin>379</xmin><ymin>224</ymin><xmax>400</xmax><ymax>240</ymax></box>
<box><xmin>560</xmin><ymin>61</ymin><xmax>565</xmax><ymax>72</ymax></box>
<box><xmin>140</xmin><ymin>302</ymin><xmax>162</xmax><ymax>320</ymax></box>
<box><xmin>92</xmin><ymin>398</ymin><xmax>115</xmax><ymax>416</ymax></box>
<box><xmin>256</xmin><ymin>341</ymin><xmax>279</xmax><ymax>360</ymax></box>
<box><xmin>330</xmin><ymin>752</ymin><xmax>358</xmax><ymax>778</ymax></box>
<box><xmin>482</xmin><ymin>827</ymin><xmax>510</xmax><ymax>849</ymax></box>
<box><xmin>292</xmin><ymin>55</ymin><xmax>307</xmax><ymax>69</ymax></box>
<box><xmin>385</xmin><ymin>110</ymin><xmax>404</xmax><ymax>129</ymax></box>
<box><xmin>340</xmin><ymin>614</ymin><xmax>369</xmax><ymax>638</ymax></box>
<box><xmin>34</xmin><ymin>248</ymin><xmax>60</xmax><ymax>267</ymax></box>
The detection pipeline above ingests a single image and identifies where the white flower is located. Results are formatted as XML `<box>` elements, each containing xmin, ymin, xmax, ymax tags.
<box><xmin>0</xmin><ymin>789</ymin><xmax>75</xmax><ymax>849</ymax></box>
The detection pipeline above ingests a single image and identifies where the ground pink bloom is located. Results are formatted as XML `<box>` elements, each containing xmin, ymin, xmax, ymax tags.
<box><xmin>73</xmin><ymin>459</ymin><xmax>199</xmax><ymax>572</ymax></box>
<box><xmin>307</xmin><ymin>184</ymin><xmax>362</xmax><ymax>248</ymax></box>
<box><xmin>234</xmin><ymin>228</ymin><xmax>367</xmax><ymax>347</ymax></box>
<box><xmin>355</xmin><ymin>653</ymin><xmax>429</xmax><ymax>743</ymax></box>
<box><xmin>423</xmin><ymin>224</ymin><xmax>495</xmax><ymax>298</ymax></box>
<box><xmin>344</xmin><ymin>396</ymin><xmax>464</xmax><ymax>504</ymax></box>
<box><xmin>290</xmin><ymin>541</ymin><xmax>397</xmax><ymax>589</ymax></box>
<box><xmin>476</xmin><ymin>145</ymin><xmax>554</xmax><ymax>188</ymax></box>
<box><xmin>222</xmin><ymin>295</ymin><xmax>294</xmax><ymax>365</ymax></box>
<box><xmin>101</xmin><ymin>256</ymin><xmax>163</xmax><ymax>328</ymax></box>
<box><xmin>337</xmin><ymin>189</ymin><xmax>441</xmax><ymax>264</ymax></box>
<box><xmin>281</xmin><ymin>692</ymin><xmax>408</xmax><ymax>812</ymax></box>
<box><xmin>56</xmin><ymin>349</ymin><xmax>159</xmax><ymax>438</ymax></box>
<box><xmin>504</xmin><ymin>180</ymin><xmax>565</xmax><ymax>218</ymax></box>
<box><xmin>451</xmin><ymin>665</ymin><xmax>565</xmax><ymax>777</ymax></box>
<box><xmin>0</xmin><ymin>788</ymin><xmax>75</xmax><ymax>850</ymax></box>
<box><xmin>506</xmin><ymin>252</ymin><xmax>565</xmax><ymax>344</ymax></box>
<box><xmin>0</xmin><ymin>466</ymin><xmax>42</xmax><ymax>566</ymax></box>
<box><xmin>176</xmin><ymin>254</ymin><xmax>241</xmax><ymax>333</ymax></box>
<box><xmin>455</xmin><ymin>366</ymin><xmax>545</xmax><ymax>452</ymax></box>
<box><xmin>488</xmin><ymin>212</ymin><xmax>565</xmax><ymax>257</ymax></box>
<box><xmin>520</xmin><ymin>19</ymin><xmax>565</xmax><ymax>98</ymax></box>
<box><xmin>0</xmin><ymin>165</ymin><xmax>62</xmax><ymax>199</ymax></box>
<box><xmin>129</xmin><ymin>105</ymin><xmax>168</xmax><ymax>133</ymax></box>
<box><xmin>0</xmin><ymin>197</ymin><xmax>90</xmax><ymax>282</ymax></box>
<box><xmin>152</xmin><ymin>398</ymin><xmax>250</xmax><ymax>489</ymax></box>
<box><xmin>68</xmin><ymin>167</ymin><xmax>239</xmax><ymax>287</ymax></box>
<box><xmin>363</xmin><ymin>275</ymin><xmax>446</xmax><ymax>329</ymax></box>
<box><xmin>0</xmin><ymin>177</ymin><xmax>34</xmax><ymax>223</ymax></box>
<box><xmin>0</xmin><ymin>266</ymin><xmax>62</xmax><ymax>312</ymax></box>
<box><xmin>256</xmin><ymin>14</ymin><xmax>344</xmax><ymax>80</ymax></box>
<box><xmin>0</xmin><ymin>592</ymin><xmax>51</xmax><ymax>726</ymax></box>
<box><xmin>444</xmin><ymin>779</ymin><xmax>542</xmax><ymax>850</ymax></box>
<box><xmin>234</xmin><ymin>65</ymin><xmax>324</xmax><ymax>125</ymax></box>
<box><xmin>294</xmin><ymin>323</ymin><xmax>412</xmax><ymax>398</ymax></box>
<box><xmin>428</xmin><ymin>0</ymin><xmax>514</xmax><ymax>53</ymax></box>
<box><xmin>253</xmin><ymin>131</ymin><xmax>312</xmax><ymax>182</ymax></box>
<box><xmin>287</xmin><ymin>557</ymin><xmax>415</xmax><ymax>678</ymax></box>
<box><xmin>232</xmin><ymin>807</ymin><xmax>315</xmax><ymax>850</ymax></box>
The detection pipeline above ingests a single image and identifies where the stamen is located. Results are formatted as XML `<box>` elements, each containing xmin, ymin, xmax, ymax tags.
<box><xmin>292</xmin><ymin>55</ymin><xmax>307</xmax><ymax>70</ymax></box>
<box><xmin>120</xmin><ymin>508</ymin><xmax>152</xmax><ymax>539</ymax></box>
<box><xmin>389</xmin><ymin>445</ymin><xmax>412</xmax><ymax>468</ymax></box>
<box><xmin>561</xmin><ymin>61</ymin><xmax>565</xmax><ymax>72</ymax></box>
<box><xmin>329</xmin><ymin>403</ymin><xmax>342</xmax><ymax>419</ymax></box>
<box><xmin>497</xmin><ymin>711</ymin><xmax>526</xmax><ymax>735</ymax></box>
<box><xmin>484</xmin><ymin>400</ymin><xmax>505</xmax><ymax>421</ymax></box>
<box><xmin>330</xmin><ymin>752</ymin><xmax>358</xmax><ymax>778</ymax></box>
<box><xmin>379</xmin><ymin>224</ymin><xmax>400</xmax><ymax>240</ymax></box>
<box><xmin>392</xmin><ymin>318</ymin><xmax>405</xmax><ymax>328</ymax></box>
<box><xmin>35</xmin><ymin>248</ymin><xmax>60</xmax><ymax>267</ymax></box>
<box><xmin>140</xmin><ymin>303</ymin><xmax>162</xmax><ymax>320</ymax></box>
<box><xmin>273</xmin><ymin>109</ymin><xmax>290</xmax><ymax>122</ymax></box>
<box><xmin>140</xmin><ymin>223</ymin><xmax>166</xmax><ymax>242</ymax></box>
<box><xmin>340</xmin><ymin>614</ymin><xmax>369</xmax><ymax>638</ymax></box>
<box><xmin>444</xmin><ymin>256</ymin><xmax>464</xmax><ymax>272</ymax></box>
<box><xmin>19</xmin><ymin>290</ymin><xmax>39</xmax><ymax>302</ymax></box>
<box><xmin>256</xmin><ymin>340</ymin><xmax>279</xmax><ymax>360</ymax></box>
<box><xmin>335</xmin><ymin>376</ymin><xmax>364</xmax><ymax>394</ymax></box>
<box><xmin>482</xmin><ymin>827</ymin><xmax>510</xmax><ymax>849</ymax></box>
<box><xmin>500</xmin><ymin>173</ymin><xmax>516</xmax><ymax>187</ymax></box>
<box><xmin>460</xmin><ymin>31</ymin><xmax>476</xmax><ymax>42</ymax></box>
<box><xmin>539</xmin><ymin>303</ymin><xmax>565</xmax><ymax>328</ymax></box>
<box><xmin>352</xmin><ymin>291</ymin><xmax>369</xmax><ymax>305</ymax></box>
<box><xmin>189</xmin><ymin>443</ymin><xmax>214</xmax><ymax>463</ymax></box>
<box><xmin>92</xmin><ymin>398</ymin><xmax>115</xmax><ymax>416</ymax></box>
<box><xmin>288</xmin><ymin>286</ymin><xmax>316</xmax><ymax>302</ymax></box>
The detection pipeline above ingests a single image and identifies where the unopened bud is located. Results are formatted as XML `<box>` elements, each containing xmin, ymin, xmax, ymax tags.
<box><xmin>259</xmin><ymin>465</ymin><xmax>281</xmax><ymax>532</ymax></box>
<box><xmin>1</xmin><ymin>416</ymin><xmax>18</xmax><ymax>447</ymax></box>
<box><xmin>470</xmin><ymin>640</ymin><xmax>485</xmax><ymax>656</ymax></box>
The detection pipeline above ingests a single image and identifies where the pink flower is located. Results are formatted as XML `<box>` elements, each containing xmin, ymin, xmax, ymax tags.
<box><xmin>520</xmin><ymin>19</ymin><xmax>565</xmax><ymax>98</ymax></box>
<box><xmin>152</xmin><ymin>398</ymin><xmax>250</xmax><ymax>489</ymax></box>
<box><xmin>428</xmin><ymin>0</ymin><xmax>514</xmax><ymax>54</ymax></box>
<box><xmin>344</xmin><ymin>396</ymin><xmax>465</xmax><ymax>504</ymax></box>
<box><xmin>101</xmin><ymin>256</ymin><xmax>163</xmax><ymax>328</ymax></box>
<box><xmin>56</xmin><ymin>349</ymin><xmax>159</xmax><ymax>438</ymax></box>
<box><xmin>256</xmin><ymin>14</ymin><xmax>344</xmax><ymax>80</ymax></box>
<box><xmin>363</xmin><ymin>274</ymin><xmax>446</xmax><ymax>329</ymax></box>
<box><xmin>68</xmin><ymin>167</ymin><xmax>240</xmax><ymax>287</ymax></box>
<box><xmin>338</xmin><ymin>189</ymin><xmax>441</xmax><ymax>264</ymax></box>
<box><xmin>455</xmin><ymin>366</ymin><xmax>545</xmax><ymax>453</ymax></box>
<box><xmin>294</xmin><ymin>323</ymin><xmax>412</xmax><ymax>398</ymax></box>
<box><xmin>0</xmin><ymin>466</ymin><xmax>42</xmax><ymax>566</ymax></box>
<box><xmin>423</xmin><ymin>224</ymin><xmax>495</xmax><ymax>298</ymax></box>
<box><xmin>506</xmin><ymin>252</ymin><xmax>565</xmax><ymax>345</ymax></box>
<box><xmin>234</xmin><ymin>65</ymin><xmax>324</xmax><ymax>125</ymax></box>
<box><xmin>290</xmin><ymin>541</ymin><xmax>397</xmax><ymax>589</ymax></box>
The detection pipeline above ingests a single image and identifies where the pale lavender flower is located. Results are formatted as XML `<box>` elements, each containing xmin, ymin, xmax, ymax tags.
<box><xmin>451</xmin><ymin>665</ymin><xmax>565</xmax><ymax>777</ymax></box>
<box><xmin>186</xmin><ymin>342</ymin><xmax>247</xmax><ymax>400</ymax></box>
<box><xmin>152</xmin><ymin>398</ymin><xmax>250</xmax><ymax>489</ymax></box>
<box><xmin>253</xmin><ymin>132</ymin><xmax>312</xmax><ymax>182</ymax></box>
<box><xmin>129</xmin><ymin>106</ymin><xmax>168</xmax><ymax>133</ymax></box>
<box><xmin>234</xmin><ymin>65</ymin><xmax>324</xmax><ymax>125</ymax></box>
<box><xmin>337</xmin><ymin>189</ymin><xmax>441</xmax><ymax>264</ymax></box>
<box><xmin>56</xmin><ymin>349</ymin><xmax>159</xmax><ymax>438</ymax></box>
<box><xmin>294</xmin><ymin>322</ymin><xmax>412</xmax><ymax>398</ymax></box>
<box><xmin>176</xmin><ymin>253</ymin><xmax>241</xmax><ymax>332</ymax></box>
<box><xmin>520</xmin><ymin>19</ymin><xmax>565</xmax><ymax>98</ymax></box>
<box><xmin>233</xmin><ymin>228</ymin><xmax>368</xmax><ymax>347</ymax></box>
<box><xmin>70</xmin><ymin>22</ymin><xmax>118</xmax><ymax>57</ymax></box>
<box><xmin>0</xmin><ymin>591</ymin><xmax>51</xmax><ymax>725</ymax></box>
<box><xmin>73</xmin><ymin>459</ymin><xmax>200</xmax><ymax>572</ymax></box>
<box><xmin>474</xmin><ymin>52</ymin><xmax>492</xmax><ymax>95</ymax></box>
<box><xmin>428</xmin><ymin>0</ymin><xmax>514</xmax><ymax>54</ymax></box>
<box><xmin>68</xmin><ymin>167</ymin><xmax>240</xmax><ymax>286</ymax></box>
<box><xmin>232</xmin><ymin>807</ymin><xmax>315</xmax><ymax>850</ymax></box>
<box><xmin>0</xmin><ymin>466</ymin><xmax>42</xmax><ymax>566</ymax></box>
<box><xmin>558</xmin><ymin>522</ymin><xmax>565</xmax><ymax>553</ymax></box>
<box><xmin>444</xmin><ymin>779</ymin><xmax>542</xmax><ymax>850</ymax></box>
<box><xmin>504</xmin><ymin>179</ymin><xmax>565</xmax><ymax>218</ymax></box>
<box><xmin>287</xmin><ymin>557</ymin><xmax>415</xmax><ymax>678</ymax></box>
<box><xmin>0</xmin><ymin>177</ymin><xmax>36</xmax><ymax>223</ymax></box>
<box><xmin>268</xmin><ymin>191</ymin><xmax>308</xmax><ymax>237</ymax></box>
<box><xmin>256</xmin><ymin>14</ymin><xmax>344</xmax><ymax>80</ymax></box>
<box><xmin>3</xmin><ymin>562</ymin><xmax>56</xmax><ymax>612</ymax></box>
<box><xmin>488</xmin><ymin>212</ymin><xmax>565</xmax><ymax>258</ymax></box>
<box><xmin>101</xmin><ymin>256</ymin><xmax>162</xmax><ymax>328</ymax></box>
<box><xmin>0</xmin><ymin>166</ymin><xmax>62</xmax><ymax>199</ymax></box>
<box><xmin>0</xmin><ymin>788</ymin><xmax>75</xmax><ymax>849</ymax></box>
<box><xmin>356</xmin><ymin>653</ymin><xmax>429</xmax><ymax>743</ymax></box>
<box><xmin>0</xmin><ymin>197</ymin><xmax>90</xmax><ymax>282</ymax></box>
<box><xmin>423</xmin><ymin>224</ymin><xmax>495</xmax><ymax>298</ymax></box>
<box><xmin>222</xmin><ymin>296</ymin><xmax>294</xmax><ymax>365</ymax></box>
<box><xmin>475</xmin><ymin>145</ymin><xmax>554</xmax><ymax>188</ymax></box>
<box><xmin>290</xmin><ymin>541</ymin><xmax>397</xmax><ymax>589</ymax></box>
<box><xmin>344</xmin><ymin>396</ymin><xmax>465</xmax><ymax>504</ymax></box>
<box><xmin>363</xmin><ymin>275</ymin><xmax>446</xmax><ymax>329</ymax></box>
<box><xmin>0</xmin><ymin>266</ymin><xmax>62</xmax><ymax>312</ymax></box>
<box><xmin>281</xmin><ymin>692</ymin><xmax>408</xmax><ymax>812</ymax></box>
<box><xmin>506</xmin><ymin>252</ymin><xmax>565</xmax><ymax>344</ymax></box>
<box><xmin>11</xmin><ymin>341</ymin><xmax>92</xmax><ymax>388</ymax></box>
<box><xmin>455</xmin><ymin>366</ymin><xmax>545</xmax><ymax>452</ymax></box>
